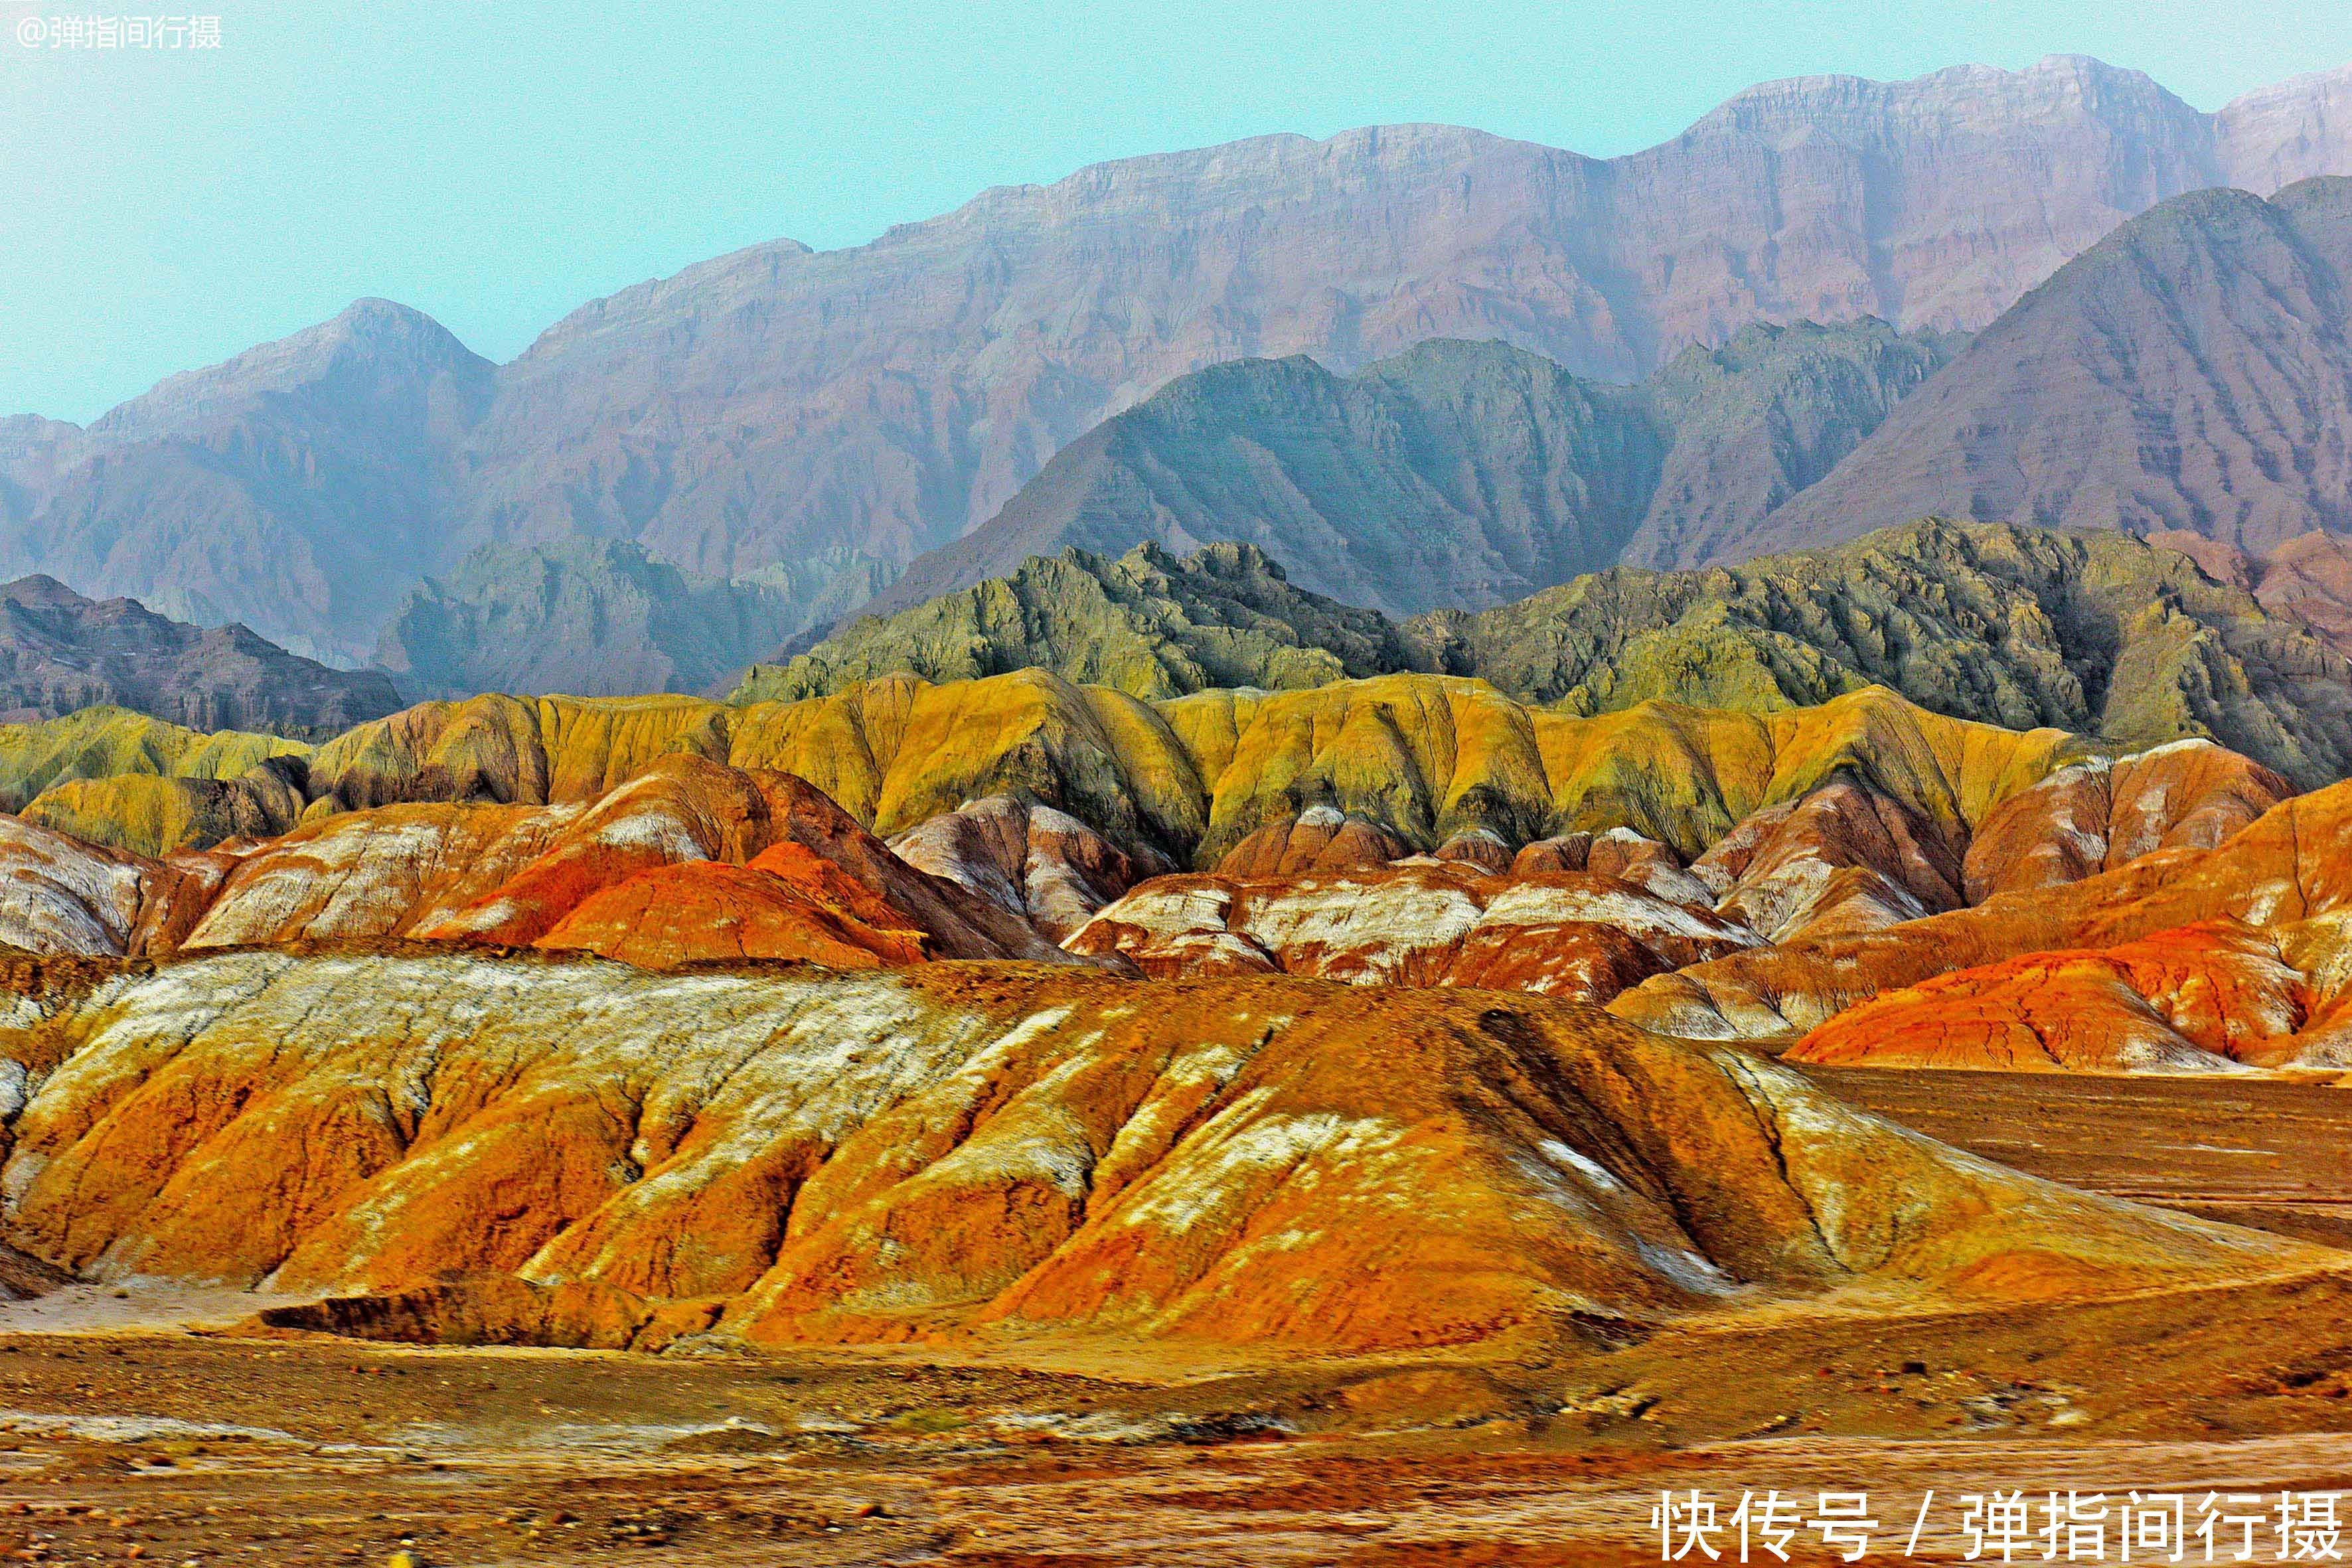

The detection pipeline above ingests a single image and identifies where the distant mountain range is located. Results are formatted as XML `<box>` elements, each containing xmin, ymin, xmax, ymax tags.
<box><xmin>743</xmin><ymin>520</ymin><xmax>2352</xmax><ymax>789</ymax></box>
<box><xmin>0</xmin><ymin>575</ymin><xmax>398</xmax><ymax>740</ymax></box>
<box><xmin>371</xmin><ymin>538</ymin><xmax>894</xmax><ymax>702</ymax></box>
<box><xmin>870</xmin><ymin>323</ymin><xmax>1956</xmax><ymax>617</ymax></box>
<box><xmin>1755</xmin><ymin>177</ymin><xmax>2352</xmax><ymax>554</ymax></box>
<box><xmin>2</xmin><ymin>56</ymin><xmax>2347</xmax><ymax>666</ymax></box>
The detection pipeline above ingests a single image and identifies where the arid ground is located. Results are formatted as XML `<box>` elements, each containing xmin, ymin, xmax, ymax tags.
<box><xmin>3</xmin><ymin>1068</ymin><xmax>2349</xmax><ymax>1567</ymax></box>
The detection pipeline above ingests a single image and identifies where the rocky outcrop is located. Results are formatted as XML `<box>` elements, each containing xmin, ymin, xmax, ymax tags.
<box><xmin>884</xmin><ymin>794</ymin><xmax>1147</xmax><ymax>943</ymax></box>
<box><xmin>18</xmin><ymin>765</ymin><xmax>309</xmax><ymax>859</ymax></box>
<box><xmin>0</xmin><ymin>955</ymin><xmax>2313</xmax><ymax>1351</ymax></box>
<box><xmin>0</xmin><ymin>815</ymin><xmax>152</xmax><ymax>956</ymax></box>
<box><xmin>0</xmin><ymin>755</ymin><xmax>1070</xmax><ymax>969</ymax></box>
<box><xmin>531</xmin><ymin>845</ymin><xmax>934</xmax><ymax>971</ymax></box>
<box><xmin>1064</xmin><ymin>860</ymin><xmax>1757</xmax><ymax>1004</ymax></box>
<box><xmin>0</xmin><ymin>576</ymin><xmax>400</xmax><ymax>738</ymax></box>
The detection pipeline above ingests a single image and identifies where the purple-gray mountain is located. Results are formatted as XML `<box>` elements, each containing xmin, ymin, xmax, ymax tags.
<box><xmin>2</xmin><ymin>55</ymin><xmax>2349</xmax><ymax>666</ymax></box>
<box><xmin>0</xmin><ymin>576</ymin><xmax>401</xmax><ymax>739</ymax></box>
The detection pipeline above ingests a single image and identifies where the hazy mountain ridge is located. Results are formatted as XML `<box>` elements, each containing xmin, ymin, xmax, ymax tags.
<box><xmin>0</xmin><ymin>301</ymin><xmax>494</xmax><ymax>665</ymax></box>
<box><xmin>0</xmin><ymin>574</ymin><xmax>400</xmax><ymax>740</ymax></box>
<box><xmin>875</xmin><ymin>324</ymin><xmax>1956</xmax><ymax>616</ymax></box>
<box><xmin>373</xmin><ymin>538</ymin><xmax>896</xmax><ymax>702</ymax></box>
<box><xmin>1757</xmin><ymin>177</ymin><xmax>2352</xmax><ymax>552</ymax></box>
<box><xmin>4</xmin><ymin>57</ymin><xmax>2349</xmax><ymax>662</ymax></box>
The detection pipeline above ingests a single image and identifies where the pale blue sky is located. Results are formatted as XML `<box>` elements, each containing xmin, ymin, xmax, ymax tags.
<box><xmin>4</xmin><ymin>0</ymin><xmax>2349</xmax><ymax>424</ymax></box>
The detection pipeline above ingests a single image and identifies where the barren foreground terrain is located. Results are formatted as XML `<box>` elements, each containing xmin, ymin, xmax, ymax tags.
<box><xmin>1</xmin><ymin>1069</ymin><xmax>2348</xmax><ymax>1565</ymax></box>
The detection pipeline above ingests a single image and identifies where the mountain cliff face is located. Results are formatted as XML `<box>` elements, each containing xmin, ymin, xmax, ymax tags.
<box><xmin>1758</xmin><ymin>178</ymin><xmax>2352</xmax><ymax>554</ymax></box>
<box><xmin>0</xmin><ymin>575</ymin><xmax>400</xmax><ymax>738</ymax></box>
<box><xmin>466</xmin><ymin>57</ymin><xmax>2344</xmax><ymax>576</ymax></box>
<box><xmin>876</xmin><ymin>326</ymin><xmax>1953</xmax><ymax>616</ymax></box>
<box><xmin>5</xmin><ymin>60</ymin><xmax>2349</xmax><ymax>663</ymax></box>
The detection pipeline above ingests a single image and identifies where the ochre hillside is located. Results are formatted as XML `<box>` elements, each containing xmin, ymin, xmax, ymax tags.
<box><xmin>0</xmin><ymin>955</ymin><xmax>2312</xmax><ymax>1354</ymax></box>
<box><xmin>282</xmin><ymin>674</ymin><xmax>2090</xmax><ymax>868</ymax></box>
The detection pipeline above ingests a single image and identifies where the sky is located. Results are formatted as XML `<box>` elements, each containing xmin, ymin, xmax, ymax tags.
<box><xmin>3</xmin><ymin>0</ymin><xmax>2349</xmax><ymax>424</ymax></box>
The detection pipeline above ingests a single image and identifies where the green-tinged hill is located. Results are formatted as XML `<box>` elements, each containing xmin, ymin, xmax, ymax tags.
<box><xmin>732</xmin><ymin>520</ymin><xmax>2352</xmax><ymax>790</ymax></box>
<box><xmin>0</xmin><ymin>706</ymin><xmax>311</xmax><ymax>854</ymax></box>
<box><xmin>730</xmin><ymin>540</ymin><xmax>1434</xmax><ymax>704</ymax></box>
<box><xmin>374</xmin><ymin>539</ymin><xmax>895</xmax><ymax>702</ymax></box>
<box><xmin>1415</xmin><ymin>519</ymin><xmax>2352</xmax><ymax>789</ymax></box>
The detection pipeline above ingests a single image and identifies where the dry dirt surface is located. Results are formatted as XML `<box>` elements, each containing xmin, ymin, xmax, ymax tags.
<box><xmin>6</xmin><ymin>1259</ymin><xmax>2352</xmax><ymax>1566</ymax></box>
<box><xmin>1800</xmin><ymin>1065</ymin><xmax>2352</xmax><ymax>1249</ymax></box>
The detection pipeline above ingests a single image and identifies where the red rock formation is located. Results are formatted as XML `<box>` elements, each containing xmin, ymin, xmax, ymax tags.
<box><xmin>0</xmin><ymin>815</ymin><xmax>151</xmax><ymax>956</ymax></box>
<box><xmin>1213</xmin><ymin>807</ymin><xmax>1413</xmax><ymax>877</ymax></box>
<box><xmin>36</xmin><ymin>754</ymin><xmax>1080</xmax><ymax>970</ymax></box>
<box><xmin>1691</xmin><ymin>772</ymin><xmax>1966</xmax><ymax>942</ymax></box>
<box><xmin>1431</xmin><ymin>827</ymin><xmax>1514</xmax><ymax>873</ymax></box>
<box><xmin>535</xmin><ymin>844</ymin><xmax>932</xmax><ymax>969</ymax></box>
<box><xmin>1510</xmin><ymin>832</ymin><xmax>1593</xmax><ymax>875</ymax></box>
<box><xmin>1789</xmin><ymin>919</ymin><xmax>2323</xmax><ymax>1073</ymax></box>
<box><xmin>1581</xmin><ymin>829</ymin><xmax>1715</xmax><ymax>905</ymax></box>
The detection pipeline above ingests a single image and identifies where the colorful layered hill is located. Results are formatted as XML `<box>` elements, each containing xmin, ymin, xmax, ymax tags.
<box><xmin>152</xmin><ymin>674</ymin><xmax>2085</xmax><ymax>872</ymax></box>
<box><xmin>748</xmin><ymin>521</ymin><xmax>2352</xmax><ymax>791</ymax></box>
<box><xmin>0</xmin><ymin>955</ymin><xmax>2318</xmax><ymax>1354</ymax></box>
<box><xmin>1612</xmin><ymin>765</ymin><xmax>2352</xmax><ymax>1070</ymax></box>
<box><xmin>0</xmin><ymin>753</ymin><xmax>1092</xmax><ymax>967</ymax></box>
